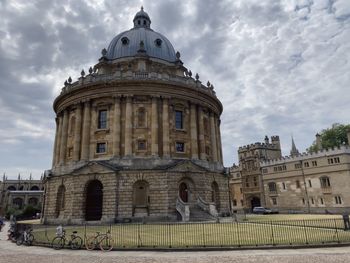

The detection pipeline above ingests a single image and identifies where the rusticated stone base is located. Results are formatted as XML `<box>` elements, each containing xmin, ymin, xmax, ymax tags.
<box><xmin>42</xmin><ymin>160</ymin><xmax>230</xmax><ymax>225</ymax></box>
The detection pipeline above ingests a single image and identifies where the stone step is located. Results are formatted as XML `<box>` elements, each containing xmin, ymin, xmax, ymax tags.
<box><xmin>189</xmin><ymin>206</ymin><xmax>217</xmax><ymax>222</ymax></box>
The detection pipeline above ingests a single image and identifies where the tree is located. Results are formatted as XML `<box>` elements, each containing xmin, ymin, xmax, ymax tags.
<box><xmin>307</xmin><ymin>123</ymin><xmax>350</xmax><ymax>152</ymax></box>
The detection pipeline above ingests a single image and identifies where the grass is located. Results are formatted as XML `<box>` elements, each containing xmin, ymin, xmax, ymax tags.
<box><xmin>245</xmin><ymin>214</ymin><xmax>342</xmax><ymax>221</ymax></box>
<box><xmin>29</xmin><ymin>218</ymin><xmax>350</xmax><ymax>249</ymax></box>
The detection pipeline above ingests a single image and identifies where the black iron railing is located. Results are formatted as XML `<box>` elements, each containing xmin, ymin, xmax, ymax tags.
<box><xmin>16</xmin><ymin>218</ymin><xmax>350</xmax><ymax>249</ymax></box>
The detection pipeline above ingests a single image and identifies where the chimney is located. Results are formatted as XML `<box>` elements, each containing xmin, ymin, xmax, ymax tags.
<box><xmin>316</xmin><ymin>133</ymin><xmax>322</xmax><ymax>150</ymax></box>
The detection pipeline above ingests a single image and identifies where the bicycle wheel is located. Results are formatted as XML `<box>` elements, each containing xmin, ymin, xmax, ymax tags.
<box><xmin>85</xmin><ymin>236</ymin><xmax>97</xmax><ymax>251</ymax></box>
<box><xmin>70</xmin><ymin>236</ymin><xmax>83</xmax><ymax>249</ymax></box>
<box><xmin>16</xmin><ymin>235</ymin><xmax>23</xmax><ymax>246</ymax></box>
<box><xmin>26</xmin><ymin>234</ymin><xmax>34</xmax><ymax>246</ymax></box>
<box><xmin>52</xmin><ymin>237</ymin><xmax>65</xmax><ymax>250</ymax></box>
<box><xmin>100</xmin><ymin>236</ymin><xmax>114</xmax><ymax>252</ymax></box>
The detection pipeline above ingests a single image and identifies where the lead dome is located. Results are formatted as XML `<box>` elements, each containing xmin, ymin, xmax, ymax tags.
<box><xmin>106</xmin><ymin>7</ymin><xmax>177</xmax><ymax>62</ymax></box>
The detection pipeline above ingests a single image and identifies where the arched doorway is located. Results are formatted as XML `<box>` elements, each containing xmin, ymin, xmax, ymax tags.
<box><xmin>251</xmin><ymin>197</ymin><xmax>261</xmax><ymax>209</ymax></box>
<box><xmin>13</xmin><ymin>198</ymin><xmax>24</xmax><ymax>209</ymax></box>
<box><xmin>28</xmin><ymin>197</ymin><xmax>38</xmax><ymax>206</ymax></box>
<box><xmin>132</xmin><ymin>180</ymin><xmax>149</xmax><ymax>216</ymax></box>
<box><xmin>211</xmin><ymin>181</ymin><xmax>220</xmax><ymax>210</ymax></box>
<box><xmin>85</xmin><ymin>180</ymin><xmax>103</xmax><ymax>221</ymax></box>
<box><xmin>179</xmin><ymin>182</ymin><xmax>188</xmax><ymax>203</ymax></box>
<box><xmin>55</xmin><ymin>185</ymin><xmax>66</xmax><ymax>218</ymax></box>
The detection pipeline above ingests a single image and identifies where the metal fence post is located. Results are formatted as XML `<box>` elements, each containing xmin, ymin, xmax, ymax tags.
<box><xmin>202</xmin><ymin>223</ymin><xmax>206</xmax><ymax>247</ymax></box>
<box><xmin>84</xmin><ymin>224</ymin><xmax>87</xmax><ymax>245</ymax></box>
<box><xmin>303</xmin><ymin>220</ymin><xmax>309</xmax><ymax>245</ymax></box>
<box><xmin>270</xmin><ymin>221</ymin><xmax>275</xmax><ymax>246</ymax></box>
<box><xmin>334</xmin><ymin>219</ymin><xmax>340</xmax><ymax>243</ymax></box>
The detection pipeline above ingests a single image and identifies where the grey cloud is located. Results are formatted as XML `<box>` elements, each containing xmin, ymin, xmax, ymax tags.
<box><xmin>1</xmin><ymin>0</ymin><xmax>350</xmax><ymax>178</ymax></box>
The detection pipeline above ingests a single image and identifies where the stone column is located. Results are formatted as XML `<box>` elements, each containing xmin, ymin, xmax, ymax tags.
<box><xmin>198</xmin><ymin>106</ymin><xmax>206</xmax><ymax>160</ymax></box>
<box><xmin>124</xmin><ymin>96</ymin><xmax>133</xmax><ymax>156</ymax></box>
<box><xmin>190</xmin><ymin>104</ymin><xmax>198</xmax><ymax>159</ymax></box>
<box><xmin>151</xmin><ymin>96</ymin><xmax>159</xmax><ymax>156</ymax></box>
<box><xmin>59</xmin><ymin>110</ymin><xmax>69</xmax><ymax>164</ymax></box>
<box><xmin>81</xmin><ymin>101</ymin><xmax>91</xmax><ymax>161</ymax></box>
<box><xmin>73</xmin><ymin>103</ymin><xmax>82</xmax><ymax>161</ymax></box>
<box><xmin>210</xmin><ymin>112</ymin><xmax>218</xmax><ymax>162</ymax></box>
<box><xmin>162</xmin><ymin>97</ymin><xmax>170</xmax><ymax>157</ymax></box>
<box><xmin>216</xmin><ymin>116</ymin><xmax>223</xmax><ymax>164</ymax></box>
<box><xmin>52</xmin><ymin>116</ymin><xmax>61</xmax><ymax>167</ymax></box>
<box><xmin>112</xmin><ymin>96</ymin><xmax>121</xmax><ymax>157</ymax></box>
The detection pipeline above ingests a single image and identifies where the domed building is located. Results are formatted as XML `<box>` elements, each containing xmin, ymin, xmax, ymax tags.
<box><xmin>42</xmin><ymin>8</ymin><xmax>229</xmax><ymax>224</ymax></box>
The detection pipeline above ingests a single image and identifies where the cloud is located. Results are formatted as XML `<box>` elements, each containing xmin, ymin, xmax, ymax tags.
<box><xmin>0</xmin><ymin>0</ymin><xmax>349</xmax><ymax>178</ymax></box>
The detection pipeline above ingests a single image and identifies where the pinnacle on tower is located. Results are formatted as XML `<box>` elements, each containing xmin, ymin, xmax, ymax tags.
<box><xmin>290</xmin><ymin>136</ymin><xmax>300</xmax><ymax>157</ymax></box>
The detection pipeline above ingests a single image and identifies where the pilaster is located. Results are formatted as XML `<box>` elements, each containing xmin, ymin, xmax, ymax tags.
<box><xmin>73</xmin><ymin>103</ymin><xmax>82</xmax><ymax>161</ymax></box>
<box><xmin>210</xmin><ymin>111</ymin><xmax>218</xmax><ymax>162</ymax></box>
<box><xmin>81</xmin><ymin>100</ymin><xmax>91</xmax><ymax>161</ymax></box>
<box><xmin>59</xmin><ymin>109</ymin><xmax>69</xmax><ymax>164</ymax></box>
<box><xmin>113</xmin><ymin>96</ymin><xmax>121</xmax><ymax>157</ymax></box>
<box><xmin>124</xmin><ymin>96</ymin><xmax>133</xmax><ymax>156</ymax></box>
<box><xmin>190</xmin><ymin>104</ymin><xmax>198</xmax><ymax>159</ymax></box>
<box><xmin>162</xmin><ymin>97</ymin><xmax>170</xmax><ymax>157</ymax></box>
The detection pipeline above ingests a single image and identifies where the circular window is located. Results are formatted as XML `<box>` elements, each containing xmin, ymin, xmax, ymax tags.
<box><xmin>121</xmin><ymin>37</ymin><xmax>129</xmax><ymax>45</ymax></box>
<box><xmin>155</xmin><ymin>38</ymin><xmax>162</xmax><ymax>47</ymax></box>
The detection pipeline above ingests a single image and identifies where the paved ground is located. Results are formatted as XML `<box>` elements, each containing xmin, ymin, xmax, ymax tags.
<box><xmin>1</xmin><ymin>222</ymin><xmax>350</xmax><ymax>263</ymax></box>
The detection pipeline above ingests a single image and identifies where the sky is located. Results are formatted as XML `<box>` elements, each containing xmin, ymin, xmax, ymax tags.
<box><xmin>0</xmin><ymin>0</ymin><xmax>349</xmax><ymax>179</ymax></box>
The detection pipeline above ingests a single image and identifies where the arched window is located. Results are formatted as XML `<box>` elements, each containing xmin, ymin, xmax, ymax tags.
<box><xmin>320</xmin><ymin>176</ymin><xmax>331</xmax><ymax>188</ymax></box>
<box><xmin>55</xmin><ymin>185</ymin><xmax>66</xmax><ymax>218</ymax></box>
<box><xmin>13</xmin><ymin>198</ymin><xmax>24</xmax><ymax>209</ymax></box>
<box><xmin>19</xmin><ymin>185</ymin><xmax>24</xmax><ymax>190</ymax></box>
<box><xmin>268</xmin><ymin>182</ymin><xmax>277</xmax><ymax>192</ymax></box>
<box><xmin>7</xmin><ymin>185</ymin><xmax>16</xmax><ymax>191</ymax></box>
<box><xmin>179</xmin><ymin>182</ymin><xmax>188</xmax><ymax>203</ymax></box>
<box><xmin>98</xmin><ymin>110</ymin><xmax>107</xmax><ymax>129</ymax></box>
<box><xmin>30</xmin><ymin>185</ymin><xmax>40</xmax><ymax>191</ymax></box>
<box><xmin>85</xmin><ymin>180</ymin><xmax>103</xmax><ymax>221</ymax></box>
<box><xmin>28</xmin><ymin>197</ymin><xmax>38</xmax><ymax>206</ymax></box>
<box><xmin>137</xmin><ymin>108</ymin><xmax>146</xmax><ymax>127</ymax></box>
<box><xmin>175</xmin><ymin>110</ymin><xmax>183</xmax><ymax>129</ymax></box>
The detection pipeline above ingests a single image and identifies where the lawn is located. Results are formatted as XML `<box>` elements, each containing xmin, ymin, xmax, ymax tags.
<box><xmin>29</xmin><ymin>218</ymin><xmax>350</xmax><ymax>249</ymax></box>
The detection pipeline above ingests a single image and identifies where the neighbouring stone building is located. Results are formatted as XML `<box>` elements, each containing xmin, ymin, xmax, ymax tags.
<box><xmin>42</xmin><ymin>8</ymin><xmax>229</xmax><ymax>224</ymax></box>
<box><xmin>0</xmin><ymin>174</ymin><xmax>44</xmax><ymax>215</ymax></box>
<box><xmin>230</xmin><ymin>132</ymin><xmax>350</xmax><ymax>214</ymax></box>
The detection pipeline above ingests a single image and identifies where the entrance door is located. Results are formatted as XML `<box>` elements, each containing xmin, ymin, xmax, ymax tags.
<box><xmin>133</xmin><ymin>180</ymin><xmax>149</xmax><ymax>206</ymax></box>
<box><xmin>85</xmin><ymin>180</ymin><xmax>103</xmax><ymax>221</ymax></box>
<box><xmin>251</xmin><ymin>197</ymin><xmax>261</xmax><ymax>209</ymax></box>
<box><xmin>179</xmin><ymin>182</ymin><xmax>188</xmax><ymax>203</ymax></box>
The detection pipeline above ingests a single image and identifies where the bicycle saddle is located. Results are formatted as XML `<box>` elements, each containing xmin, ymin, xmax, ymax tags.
<box><xmin>72</xmin><ymin>231</ymin><xmax>77</xmax><ymax>234</ymax></box>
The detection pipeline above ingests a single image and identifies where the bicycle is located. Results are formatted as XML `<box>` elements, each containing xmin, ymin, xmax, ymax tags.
<box><xmin>16</xmin><ymin>228</ymin><xmax>34</xmax><ymax>246</ymax></box>
<box><xmin>51</xmin><ymin>230</ymin><xmax>83</xmax><ymax>250</ymax></box>
<box><xmin>85</xmin><ymin>230</ymin><xmax>114</xmax><ymax>251</ymax></box>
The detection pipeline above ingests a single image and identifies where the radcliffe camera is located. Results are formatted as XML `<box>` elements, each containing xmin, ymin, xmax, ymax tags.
<box><xmin>0</xmin><ymin>2</ymin><xmax>349</xmax><ymax>263</ymax></box>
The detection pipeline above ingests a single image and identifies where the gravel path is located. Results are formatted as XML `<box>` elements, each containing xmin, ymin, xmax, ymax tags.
<box><xmin>1</xmin><ymin>221</ymin><xmax>350</xmax><ymax>263</ymax></box>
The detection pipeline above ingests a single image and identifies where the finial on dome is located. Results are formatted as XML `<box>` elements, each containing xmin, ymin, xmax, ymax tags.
<box><xmin>133</xmin><ymin>6</ymin><xmax>151</xmax><ymax>28</ymax></box>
